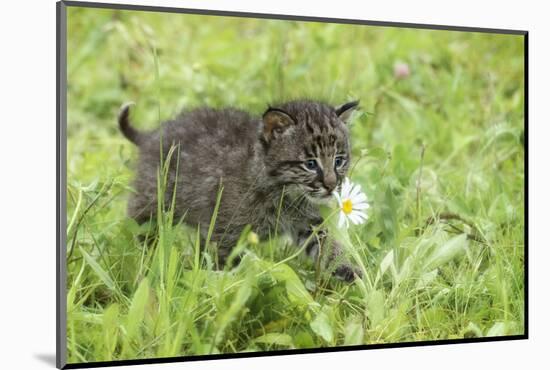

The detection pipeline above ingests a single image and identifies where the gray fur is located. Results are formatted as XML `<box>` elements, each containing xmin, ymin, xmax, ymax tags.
<box><xmin>119</xmin><ymin>99</ymin><xmax>361</xmax><ymax>281</ymax></box>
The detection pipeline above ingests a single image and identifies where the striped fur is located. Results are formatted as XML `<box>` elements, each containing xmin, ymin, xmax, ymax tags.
<box><xmin>119</xmin><ymin>99</ymin><xmax>361</xmax><ymax>281</ymax></box>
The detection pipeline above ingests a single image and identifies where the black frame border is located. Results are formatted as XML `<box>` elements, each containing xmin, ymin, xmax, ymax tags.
<box><xmin>57</xmin><ymin>2</ymin><xmax>67</xmax><ymax>369</ymax></box>
<box><xmin>56</xmin><ymin>1</ymin><xmax>529</xmax><ymax>369</ymax></box>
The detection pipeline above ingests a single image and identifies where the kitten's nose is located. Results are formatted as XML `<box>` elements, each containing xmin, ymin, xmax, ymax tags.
<box><xmin>323</xmin><ymin>173</ymin><xmax>337</xmax><ymax>192</ymax></box>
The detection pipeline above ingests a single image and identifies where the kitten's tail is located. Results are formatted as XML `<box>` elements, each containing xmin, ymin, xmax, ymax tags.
<box><xmin>118</xmin><ymin>102</ymin><xmax>145</xmax><ymax>146</ymax></box>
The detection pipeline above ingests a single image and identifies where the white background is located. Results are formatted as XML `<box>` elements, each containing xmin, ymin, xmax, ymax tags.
<box><xmin>0</xmin><ymin>0</ymin><xmax>546</xmax><ymax>368</ymax></box>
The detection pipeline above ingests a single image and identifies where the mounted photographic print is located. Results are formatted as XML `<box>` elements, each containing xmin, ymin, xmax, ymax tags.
<box><xmin>56</xmin><ymin>1</ymin><xmax>527</xmax><ymax>368</ymax></box>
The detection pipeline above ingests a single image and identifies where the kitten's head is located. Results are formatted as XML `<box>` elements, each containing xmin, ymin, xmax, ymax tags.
<box><xmin>260</xmin><ymin>99</ymin><xmax>359</xmax><ymax>203</ymax></box>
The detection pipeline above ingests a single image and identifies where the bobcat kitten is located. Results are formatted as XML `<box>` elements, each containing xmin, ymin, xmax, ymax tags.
<box><xmin>119</xmin><ymin>99</ymin><xmax>361</xmax><ymax>281</ymax></box>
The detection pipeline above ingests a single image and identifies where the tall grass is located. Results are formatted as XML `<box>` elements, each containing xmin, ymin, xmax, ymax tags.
<box><xmin>65</xmin><ymin>7</ymin><xmax>525</xmax><ymax>363</ymax></box>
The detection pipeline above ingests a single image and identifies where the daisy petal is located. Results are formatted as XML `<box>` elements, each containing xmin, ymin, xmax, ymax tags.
<box><xmin>351</xmin><ymin>210</ymin><xmax>368</xmax><ymax>222</ymax></box>
<box><xmin>333</xmin><ymin>191</ymin><xmax>342</xmax><ymax>206</ymax></box>
<box><xmin>341</xmin><ymin>178</ymin><xmax>351</xmax><ymax>198</ymax></box>
<box><xmin>353</xmin><ymin>193</ymin><xmax>367</xmax><ymax>203</ymax></box>
<box><xmin>348</xmin><ymin>185</ymin><xmax>358</xmax><ymax>200</ymax></box>
<box><xmin>333</xmin><ymin>178</ymin><xmax>370</xmax><ymax>229</ymax></box>
<box><xmin>348</xmin><ymin>212</ymin><xmax>361</xmax><ymax>225</ymax></box>
<box><xmin>346</xmin><ymin>178</ymin><xmax>354</xmax><ymax>195</ymax></box>
<box><xmin>338</xmin><ymin>212</ymin><xmax>347</xmax><ymax>229</ymax></box>
<box><xmin>350</xmin><ymin>183</ymin><xmax>362</xmax><ymax>199</ymax></box>
<box><xmin>353</xmin><ymin>202</ymin><xmax>370</xmax><ymax>210</ymax></box>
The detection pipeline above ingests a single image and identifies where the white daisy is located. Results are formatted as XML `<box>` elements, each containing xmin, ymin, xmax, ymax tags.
<box><xmin>333</xmin><ymin>178</ymin><xmax>369</xmax><ymax>229</ymax></box>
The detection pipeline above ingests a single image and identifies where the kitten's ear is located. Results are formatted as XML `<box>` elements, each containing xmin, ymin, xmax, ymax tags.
<box><xmin>262</xmin><ymin>107</ymin><xmax>296</xmax><ymax>141</ymax></box>
<box><xmin>335</xmin><ymin>100</ymin><xmax>360</xmax><ymax>124</ymax></box>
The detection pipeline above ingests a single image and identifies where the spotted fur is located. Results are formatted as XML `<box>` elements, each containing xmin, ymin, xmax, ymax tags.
<box><xmin>119</xmin><ymin>99</ymin><xmax>361</xmax><ymax>281</ymax></box>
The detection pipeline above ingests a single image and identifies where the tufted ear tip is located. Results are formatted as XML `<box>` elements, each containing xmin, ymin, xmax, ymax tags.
<box><xmin>335</xmin><ymin>100</ymin><xmax>360</xmax><ymax>123</ymax></box>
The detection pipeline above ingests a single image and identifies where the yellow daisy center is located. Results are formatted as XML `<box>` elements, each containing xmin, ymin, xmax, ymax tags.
<box><xmin>342</xmin><ymin>199</ymin><xmax>353</xmax><ymax>215</ymax></box>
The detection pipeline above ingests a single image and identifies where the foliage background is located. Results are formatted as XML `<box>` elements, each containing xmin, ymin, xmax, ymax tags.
<box><xmin>66</xmin><ymin>6</ymin><xmax>525</xmax><ymax>364</ymax></box>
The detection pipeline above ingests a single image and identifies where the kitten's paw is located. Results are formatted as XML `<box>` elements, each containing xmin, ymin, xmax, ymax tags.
<box><xmin>334</xmin><ymin>263</ymin><xmax>363</xmax><ymax>282</ymax></box>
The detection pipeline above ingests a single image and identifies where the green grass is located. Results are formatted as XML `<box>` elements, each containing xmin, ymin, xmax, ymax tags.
<box><xmin>65</xmin><ymin>7</ymin><xmax>525</xmax><ymax>364</ymax></box>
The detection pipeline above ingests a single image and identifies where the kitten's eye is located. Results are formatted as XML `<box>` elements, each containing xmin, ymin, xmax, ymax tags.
<box><xmin>305</xmin><ymin>159</ymin><xmax>318</xmax><ymax>171</ymax></box>
<box><xmin>334</xmin><ymin>156</ymin><xmax>346</xmax><ymax>168</ymax></box>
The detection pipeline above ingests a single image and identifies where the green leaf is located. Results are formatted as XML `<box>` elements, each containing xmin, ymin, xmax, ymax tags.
<box><xmin>293</xmin><ymin>331</ymin><xmax>315</xmax><ymax>348</ymax></box>
<box><xmin>463</xmin><ymin>322</ymin><xmax>483</xmax><ymax>338</ymax></box>
<box><xmin>310</xmin><ymin>310</ymin><xmax>334</xmax><ymax>343</ymax></box>
<box><xmin>271</xmin><ymin>264</ymin><xmax>314</xmax><ymax>307</ymax></box>
<box><xmin>488</xmin><ymin>193</ymin><xmax>516</xmax><ymax>223</ymax></box>
<box><xmin>67</xmin><ymin>285</ymin><xmax>76</xmax><ymax>313</ymax></box>
<box><xmin>423</xmin><ymin>233</ymin><xmax>468</xmax><ymax>270</ymax></box>
<box><xmin>379</xmin><ymin>249</ymin><xmax>394</xmax><ymax>276</ymax></box>
<box><xmin>378</xmin><ymin>184</ymin><xmax>399</xmax><ymax>242</ymax></box>
<box><xmin>80</xmin><ymin>247</ymin><xmax>115</xmax><ymax>291</ymax></box>
<box><xmin>103</xmin><ymin>303</ymin><xmax>120</xmax><ymax>360</ymax></box>
<box><xmin>344</xmin><ymin>316</ymin><xmax>364</xmax><ymax>345</ymax></box>
<box><xmin>367</xmin><ymin>290</ymin><xmax>385</xmax><ymax>328</ymax></box>
<box><xmin>125</xmin><ymin>278</ymin><xmax>150</xmax><ymax>340</ymax></box>
<box><xmin>103</xmin><ymin>303</ymin><xmax>120</xmax><ymax>330</ymax></box>
<box><xmin>214</xmin><ymin>277</ymin><xmax>252</xmax><ymax>344</ymax></box>
<box><xmin>487</xmin><ymin>322</ymin><xmax>507</xmax><ymax>337</ymax></box>
<box><xmin>384</xmin><ymin>301</ymin><xmax>411</xmax><ymax>340</ymax></box>
<box><xmin>254</xmin><ymin>333</ymin><xmax>294</xmax><ymax>347</ymax></box>
<box><xmin>415</xmin><ymin>269</ymin><xmax>439</xmax><ymax>289</ymax></box>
